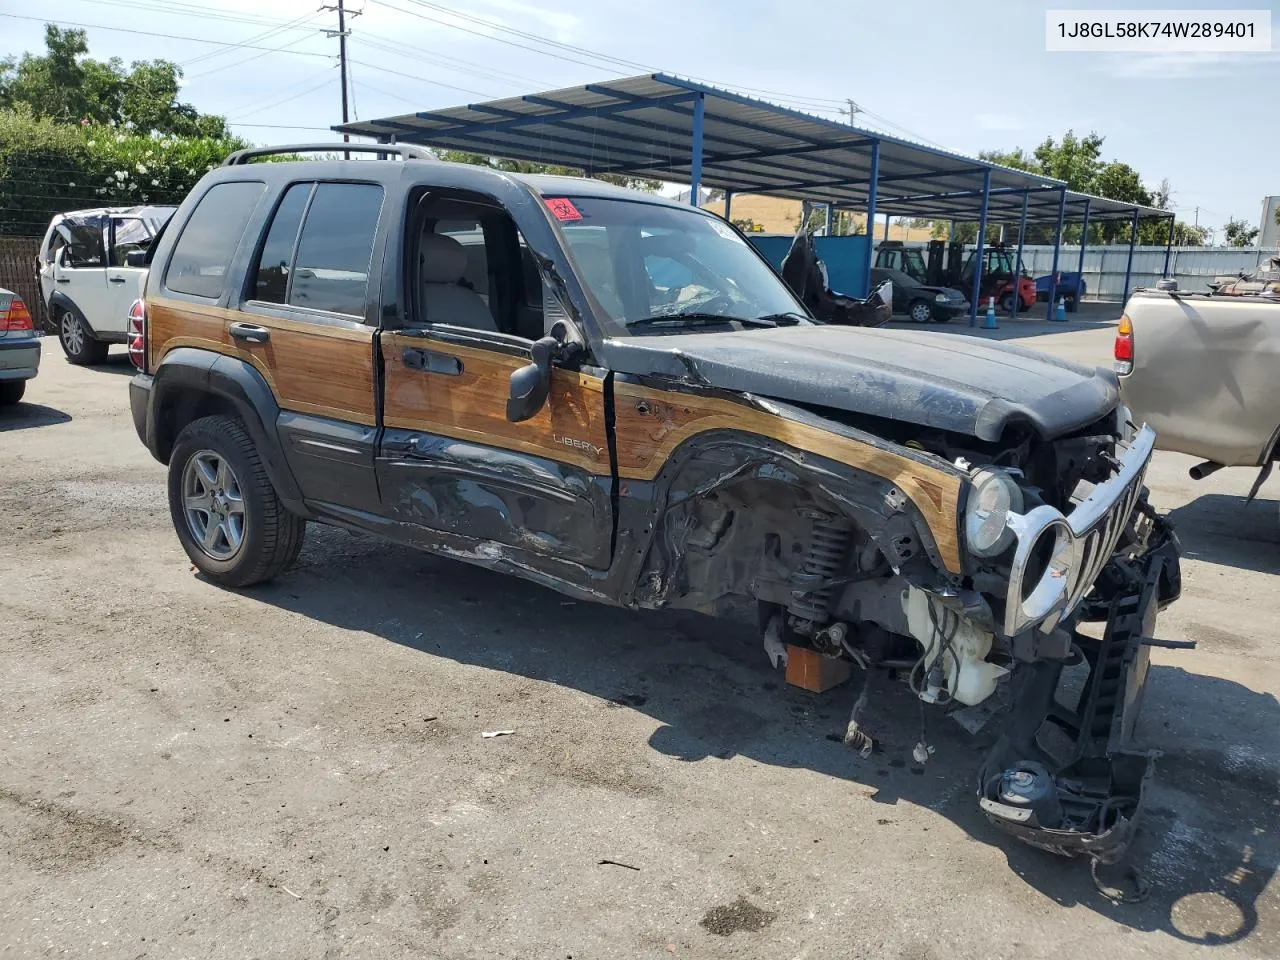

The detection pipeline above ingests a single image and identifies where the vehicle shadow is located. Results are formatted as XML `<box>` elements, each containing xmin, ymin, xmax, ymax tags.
<box><xmin>1166</xmin><ymin>493</ymin><xmax>1280</xmax><ymax>574</ymax></box>
<box><xmin>81</xmin><ymin>353</ymin><xmax>137</xmax><ymax>376</ymax></box>
<box><xmin>0</xmin><ymin>401</ymin><xmax>72</xmax><ymax>432</ymax></box>
<box><xmin>242</xmin><ymin>525</ymin><xmax>1279</xmax><ymax>947</ymax></box>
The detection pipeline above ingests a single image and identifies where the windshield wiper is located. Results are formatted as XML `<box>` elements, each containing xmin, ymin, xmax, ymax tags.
<box><xmin>626</xmin><ymin>312</ymin><xmax>778</xmax><ymax>329</ymax></box>
<box><xmin>755</xmin><ymin>311</ymin><xmax>808</xmax><ymax>326</ymax></box>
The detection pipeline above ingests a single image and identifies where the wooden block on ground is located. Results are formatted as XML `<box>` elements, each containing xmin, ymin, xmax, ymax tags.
<box><xmin>784</xmin><ymin>644</ymin><xmax>852</xmax><ymax>693</ymax></box>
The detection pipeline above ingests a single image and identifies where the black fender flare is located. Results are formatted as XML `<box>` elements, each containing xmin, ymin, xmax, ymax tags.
<box><xmin>148</xmin><ymin>348</ymin><xmax>307</xmax><ymax>513</ymax></box>
<box><xmin>46</xmin><ymin>291</ymin><xmax>94</xmax><ymax>337</ymax></box>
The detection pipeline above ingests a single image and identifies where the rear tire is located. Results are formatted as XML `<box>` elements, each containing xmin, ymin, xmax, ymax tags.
<box><xmin>58</xmin><ymin>308</ymin><xmax>109</xmax><ymax>365</ymax></box>
<box><xmin>0</xmin><ymin>380</ymin><xmax>25</xmax><ymax>406</ymax></box>
<box><xmin>168</xmin><ymin>415</ymin><xmax>306</xmax><ymax>587</ymax></box>
<box><xmin>1000</xmin><ymin>295</ymin><xmax>1015</xmax><ymax>314</ymax></box>
<box><xmin>908</xmin><ymin>299</ymin><xmax>933</xmax><ymax>323</ymax></box>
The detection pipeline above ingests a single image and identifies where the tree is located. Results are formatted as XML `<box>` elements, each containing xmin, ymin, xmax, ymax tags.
<box><xmin>1223</xmin><ymin>216</ymin><xmax>1259</xmax><ymax>247</ymax></box>
<box><xmin>0</xmin><ymin>25</ymin><xmax>229</xmax><ymax>138</ymax></box>
<box><xmin>436</xmin><ymin>150</ymin><xmax>661</xmax><ymax>193</ymax></box>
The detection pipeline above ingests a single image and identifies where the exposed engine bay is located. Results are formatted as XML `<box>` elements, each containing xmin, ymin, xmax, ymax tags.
<box><xmin>634</xmin><ymin>399</ymin><xmax>1182</xmax><ymax>869</ymax></box>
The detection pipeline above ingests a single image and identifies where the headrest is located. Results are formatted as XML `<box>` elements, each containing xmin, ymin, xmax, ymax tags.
<box><xmin>420</xmin><ymin>233</ymin><xmax>468</xmax><ymax>284</ymax></box>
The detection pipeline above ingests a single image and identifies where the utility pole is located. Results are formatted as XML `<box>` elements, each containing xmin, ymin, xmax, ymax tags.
<box><xmin>839</xmin><ymin>98</ymin><xmax>860</xmax><ymax>125</ymax></box>
<box><xmin>322</xmin><ymin>1</ymin><xmax>361</xmax><ymax>143</ymax></box>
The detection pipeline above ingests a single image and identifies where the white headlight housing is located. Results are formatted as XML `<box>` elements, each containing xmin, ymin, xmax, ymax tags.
<box><xmin>935</xmin><ymin>292</ymin><xmax>949</xmax><ymax>302</ymax></box>
<box><xmin>964</xmin><ymin>467</ymin><xmax>1024</xmax><ymax>558</ymax></box>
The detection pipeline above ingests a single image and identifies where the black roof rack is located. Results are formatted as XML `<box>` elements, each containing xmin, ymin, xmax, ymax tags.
<box><xmin>221</xmin><ymin>143</ymin><xmax>433</xmax><ymax>166</ymax></box>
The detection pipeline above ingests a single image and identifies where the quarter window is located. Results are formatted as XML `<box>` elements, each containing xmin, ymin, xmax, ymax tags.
<box><xmin>252</xmin><ymin>183</ymin><xmax>312</xmax><ymax>304</ymax></box>
<box><xmin>166</xmin><ymin>181</ymin><xmax>266</xmax><ymax>299</ymax></box>
<box><xmin>288</xmin><ymin>183</ymin><xmax>383</xmax><ymax>316</ymax></box>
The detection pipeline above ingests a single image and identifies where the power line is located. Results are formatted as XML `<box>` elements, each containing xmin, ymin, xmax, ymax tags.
<box><xmin>230</xmin><ymin>72</ymin><xmax>338</xmax><ymax>121</ymax></box>
<box><xmin>346</xmin><ymin>58</ymin><xmax>494</xmax><ymax>98</ymax></box>
<box><xmin>0</xmin><ymin>14</ymin><xmax>332</xmax><ymax>60</ymax></box>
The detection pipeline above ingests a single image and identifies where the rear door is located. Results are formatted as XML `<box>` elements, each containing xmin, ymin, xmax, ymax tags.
<box><xmin>102</xmin><ymin>216</ymin><xmax>152</xmax><ymax>335</ymax></box>
<box><xmin>149</xmin><ymin>179</ymin><xmax>385</xmax><ymax>512</ymax></box>
<box><xmin>376</xmin><ymin>195</ymin><xmax>614</xmax><ymax>570</ymax></box>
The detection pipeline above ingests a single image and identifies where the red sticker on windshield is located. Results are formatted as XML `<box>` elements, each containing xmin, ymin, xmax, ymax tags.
<box><xmin>546</xmin><ymin>197</ymin><xmax>583</xmax><ymax>222</ymax></box>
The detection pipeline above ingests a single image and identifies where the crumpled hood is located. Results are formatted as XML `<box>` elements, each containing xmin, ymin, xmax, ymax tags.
<box><xmin>598</xmin><ymin>325</ymin><xmax>1120</xmax><ymax>442</ymax></box>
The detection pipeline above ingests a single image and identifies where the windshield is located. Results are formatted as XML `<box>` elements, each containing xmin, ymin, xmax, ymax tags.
<box><xmin>548</xmin><ymin>196</ymin><xmax>807</xmax><ymax>334</ymax></box>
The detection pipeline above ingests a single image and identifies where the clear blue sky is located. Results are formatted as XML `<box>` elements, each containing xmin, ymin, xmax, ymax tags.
<box><xmin>3</xmin><ymin>0</ymin><xmax>1278</xmax><ymax>238</ymax></box>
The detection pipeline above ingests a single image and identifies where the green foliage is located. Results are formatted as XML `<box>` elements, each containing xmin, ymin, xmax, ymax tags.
<box><xmin>1223</xmin><ymin>216</ymin><xmax>1259</xmax><ymax>247</ymax></box>
<box><xmin>0</xmin><ymin>107</ymin><xmax>246</xmax><ymax>235</ymax></box>
<box><xmin>436</xmin><ymin>150</ymin><xmax>662</xmax><ymax>193</ymax></box>
<box><xmin>0</xmin><ymin>25</ymin><xmax>229</xmax><ymax>138</ymax></box>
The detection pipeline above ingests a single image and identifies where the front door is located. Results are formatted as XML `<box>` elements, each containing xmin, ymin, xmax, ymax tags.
<box><xmin>51</xmin><ymin>217</ymin><xmax>110</xmax><ymax>330</ymax></box>
<box><xmin>376</xmin><ymin>196</ymin><xmax>614</xmax><ymax>571</ymax></box>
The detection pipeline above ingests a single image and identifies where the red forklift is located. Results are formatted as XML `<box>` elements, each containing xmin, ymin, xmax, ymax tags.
<box><xmin>877</xmin><ymin>240</ymin><xmax>1036</xmax><ymax>313</ymax></box>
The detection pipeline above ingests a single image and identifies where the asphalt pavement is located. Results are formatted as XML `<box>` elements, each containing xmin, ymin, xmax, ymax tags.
<box><xmin>2</xmin><ymin>325</ymin><xmax>1277</xmax><ymax>959</ymax></box>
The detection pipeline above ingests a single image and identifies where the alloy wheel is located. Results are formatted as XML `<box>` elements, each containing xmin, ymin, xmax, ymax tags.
<box><xmin>182</xmin><ymin>450</ymin><xmax>246</xmax><ymax>561</ymax></box>
<box><xmin>61</xmin><ymin>311</ymin><xmax>84</xmax><ymax>355</ymax></box>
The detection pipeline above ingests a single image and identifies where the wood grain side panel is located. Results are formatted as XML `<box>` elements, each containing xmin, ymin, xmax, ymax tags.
<box><xmin>381</xmin><ymin>334</ymin><xmax>610</xmax><ymax>475</ymax></box>
<box><xmin>611</xmin><ymin>380</ymin><xmax>964</xmax><ymax>572</ymax></box>
<box><xmin>147</xmin><ymin>298</ymin><xmax>376</xmax><ymax>424</ymax></box>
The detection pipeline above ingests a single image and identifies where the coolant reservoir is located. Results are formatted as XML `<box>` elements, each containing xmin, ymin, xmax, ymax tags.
<box><xmin>902</xmin><ymin>587</ymin><xmax>1008</xmax><ymax>706</ymax></box>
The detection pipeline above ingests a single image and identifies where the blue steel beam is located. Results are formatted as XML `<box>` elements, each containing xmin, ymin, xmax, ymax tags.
<box><xmin>724</xmin><ymin>191</ymin><xmax>733</xmax><ymax>221</ymax></box>
<box><xmin>864</xmin><ymin>139</ymin><xmax>880</xmax><ymax>298</ymax></box>
<box><xmin>1076</xmin><ymin>198</ymin><xmax>1091</xmax><ymax>307</ymax></box>
<box><xmin>969</xmin><ymin>169</ymin><xmax>991</xmax><ymax>326</ymax></box>
<box><xmin>689</xmin><ymin>93</ymin><xmax>705</xmax><ymax>206</ymax></box>
<box><xmin>824</xmin><ymin>202</ymin><xmax>834</xmax><ymax>235</ymax></box>
<box><xmin>1011</xmin><ymin>190</ymin><xmax>1028</xmax><ymax>319</ymax></box>
<box><xmin>1162</xmin><ymin>216</ymin><xmax>1175</xmax><ymax>276</ymax></box>
<box><xmin>1046</xmin><ymin>188</ymin><xmax>1067</xmax><ymax>319</ymax></box>
<box><xmin>1122</xmin><ymin>208</ymin><xmax>1139</xmax><ymax>303</ymax></box>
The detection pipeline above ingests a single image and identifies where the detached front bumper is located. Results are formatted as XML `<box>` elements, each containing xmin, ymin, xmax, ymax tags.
<box><xmin>977</xmin><ymin>513</ymin><xmax>1180</xmax><ymax>862</ymax></box>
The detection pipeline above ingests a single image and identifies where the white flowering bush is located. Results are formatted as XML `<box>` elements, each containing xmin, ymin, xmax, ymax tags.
<box><xmin>1</xmin><ymin>108</ymin><xmax>246</xmax><ymax>235</ymax></box>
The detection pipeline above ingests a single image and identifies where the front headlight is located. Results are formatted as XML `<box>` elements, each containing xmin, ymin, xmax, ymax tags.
<box><xmin>935</xmin><ymin>292</ymin><xmax>950</xmax><ymax>302</ymax></box>
<box><xmin>964</xmin><ymin>467</ymin><xmax>1025</xmax><ymax>557</ymax></box>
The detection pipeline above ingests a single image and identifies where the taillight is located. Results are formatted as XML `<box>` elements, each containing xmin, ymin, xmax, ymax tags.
<box><xmin>1</xmin><ymin>296</ymin><xmax>33</xmax><ymax>331</ymax></box>
<box><xmin>1114</xmin><ymin>314</ymin><xmax>1133</xmax><ymax>374</ymax></box>
<box><xmin>127</xmin><ymin>298</ymin><xmax>147</xmax><ymax>371</ymax></box>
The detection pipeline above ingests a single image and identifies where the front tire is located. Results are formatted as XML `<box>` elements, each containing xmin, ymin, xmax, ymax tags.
<box><xmin>0</xmin><ymin>380</ymin><xmax>25</xmax><ymax>406</ymax></box>
<box><xmin>1000</xmin><ymin>294</ymin><xmax>1015</xmax><ymax>314</ymax></box>
<box><xmin>168</xmin><ymin>415</ymin><xmax>305</xmax><ymax>587</ymax></box>
<box><xmin>908</xmin><ymin>299</ymin><xmax>933</xmax><ymax>323</ymax></box>
<box><xmin>58</xmin><ymin>308</ymin><xmax>109</xmax><ymax>365</ymax></box>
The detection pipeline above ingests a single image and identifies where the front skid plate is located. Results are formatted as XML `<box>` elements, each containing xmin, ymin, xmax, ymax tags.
<box><xmin>977</xmin><ymin>556</ymin><xmax>1166</xmax><ymax>863</ymax></box>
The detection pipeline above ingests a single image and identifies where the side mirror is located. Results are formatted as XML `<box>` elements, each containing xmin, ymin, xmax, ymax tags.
<box><xmin>125</xmin><ymin>250</ymin><xmax>148</xmax><ymax>267</ymax></box>
<box><xmin>506</xmin><ymin>334</ymin><xmax>558</xmax><ymax>423</ymax></box>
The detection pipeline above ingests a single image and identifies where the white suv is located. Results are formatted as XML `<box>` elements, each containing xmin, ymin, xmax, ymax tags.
<box><xmin>38</xmin><ymin>206</ymin><xmax>175</xmax><ymax>364</ymax></box>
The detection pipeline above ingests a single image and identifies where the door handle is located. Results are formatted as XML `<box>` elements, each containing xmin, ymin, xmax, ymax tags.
<box><xmin>56</xmin><ymin>278</ymin><xmax>70</xmax><ymax>284</ymax></box>
<box><xmin>108</xmin><ymin>277</ymin><xmax>127</xmax><ymax>284</ymax></box>
<box><xmin>229</xmin><ymin>322</ymin><xmax>270</xmax><ymax>344</ymax></box>
<box><xmin>402</xmin><ymin>348</ymin><xmax>463</xmax><ymax>375</ymax></box>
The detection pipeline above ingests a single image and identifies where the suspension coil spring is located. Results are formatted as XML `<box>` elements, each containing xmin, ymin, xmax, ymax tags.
<box><xmin>788</xmin><ymin>515</ymin><xmax>854</xmax><ymax>625</ymax></box>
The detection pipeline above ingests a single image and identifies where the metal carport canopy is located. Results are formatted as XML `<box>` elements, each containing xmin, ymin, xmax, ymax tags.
<box><xmin>334</xmin><ymin>72</ymin><xmax>1083</xmax><ymax>221</ymax></box>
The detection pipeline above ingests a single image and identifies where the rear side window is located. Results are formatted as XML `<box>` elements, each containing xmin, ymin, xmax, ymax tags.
<box><xmin>253</xmin><ymin>183</ymin><xmax>312</xmax><ymax>303</ymax></box>
<box><xmin>288</xmin><ymin>183</ymin><xmax>383</xmax><ymax>316</ymax></box>
<box><xmin>165</xmin><ymin>181</ymin><xmax>265</xmax><ymax>299</ymax></box>
<box><xmin>110</xmin><ymin>218</ymin><xmax>149</xmax><ymax>267</ymax></box>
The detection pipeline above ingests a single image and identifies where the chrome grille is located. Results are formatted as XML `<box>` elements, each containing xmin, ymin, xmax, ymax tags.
<box><xmin>1003</xmin><ymin>425</ymin><xmax>1155</xmax><ymax>636</ymax></box>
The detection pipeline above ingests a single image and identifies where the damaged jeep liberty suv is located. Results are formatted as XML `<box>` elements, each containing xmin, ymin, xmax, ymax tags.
<box><xmin>129</xmin><ymin>144</ymin><xmax>1181</xmax><ymax>863</ymax></box>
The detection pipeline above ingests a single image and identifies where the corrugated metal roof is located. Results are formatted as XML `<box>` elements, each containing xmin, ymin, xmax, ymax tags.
<box><xmin>335</xmin><ymin>73</ymin><xmax>1170</xmax><ymax>224</ymax></box>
